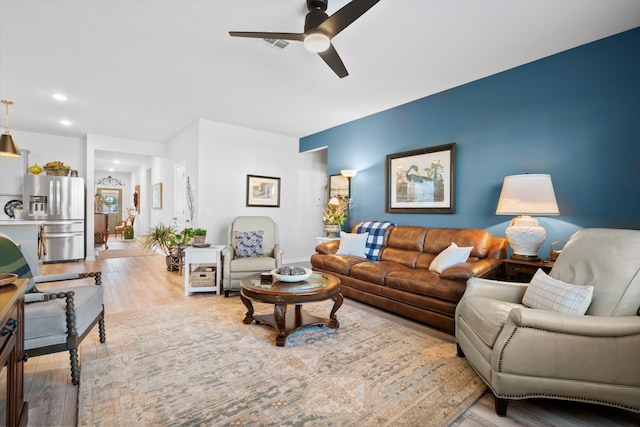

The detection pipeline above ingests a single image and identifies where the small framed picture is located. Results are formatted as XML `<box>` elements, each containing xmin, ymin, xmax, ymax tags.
<box><xmin>386</xmin><ymin>143</ymin><xmax>456</xmax><ymax>213</ymax></box>
<box><xmin>152</xmin><ymin>182</ymin><xmax>162</xmax><ymax>209</ymax></box>
<box><xmin>246</xmin><ymin>175</ymin><xmax>281</xmax><ymax>207</ymax></box>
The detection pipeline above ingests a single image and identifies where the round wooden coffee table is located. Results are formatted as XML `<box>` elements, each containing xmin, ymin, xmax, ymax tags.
<box><xmin>239</xmin><ymin>272</ymin><xmax>343</xmax><ymax>346</ymax></box>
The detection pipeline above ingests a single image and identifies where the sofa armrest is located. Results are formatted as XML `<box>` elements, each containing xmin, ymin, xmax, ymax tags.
<box><xmin>462</xmin><ymin>277</ymin><xmax>528</xmax><ymax>303</ymax></box>
<box><xmin>222</xmin><ymin>245</ymin><xmax>234</xmax><ymax>273</ymax></box>
<box><xmin>273</xmin><ymin>244</ymin><xmax>284</xmax><ymax>267</ymax></box>
<box><xmin>508</xmin><ymin>307</ymin><xmax>640</xmax><ymax>336</ymax></box>
<box><xmin>440</xmin><ymin>258</ymin><xmax>503</xmax><ymax>280</ymax></box>
<box><xmin>315</xmin><ymin>240</ymin><xmax>340</xmax><ymax>254</ymax></box>
<box><xmin>493</xmin><ymin>308</ymin><xmax>640</xmax><ymax>386</ymax></box>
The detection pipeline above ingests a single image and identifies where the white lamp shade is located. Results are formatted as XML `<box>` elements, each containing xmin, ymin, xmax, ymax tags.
<box><xmin>496</xmin><ymin>174</ymin><xmax>559</xmax><ymax>216</ymax></box>
<box><xmin>340</xmin><ymin>169</ymin><xmax>358</xmax><ymax>178</ymax></box>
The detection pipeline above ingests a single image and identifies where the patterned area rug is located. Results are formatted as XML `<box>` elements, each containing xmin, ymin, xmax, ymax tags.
<box><xmin>78</xmin><ymin>297</ymin><xmax>485</xmax><ymax>426</ymax></box>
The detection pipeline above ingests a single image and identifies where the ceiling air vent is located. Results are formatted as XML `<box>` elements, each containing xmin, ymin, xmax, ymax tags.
<box><xmin>261</xmin><ymin>38</ymin><xmax>290</xmax><ymax>51</ymax></box>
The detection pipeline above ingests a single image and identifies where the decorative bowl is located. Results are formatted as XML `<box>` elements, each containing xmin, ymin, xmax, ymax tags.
<box><xmin>270</xmin><ymin>267</ymin><xmax>312</xmax><ymax>283</ymax></box>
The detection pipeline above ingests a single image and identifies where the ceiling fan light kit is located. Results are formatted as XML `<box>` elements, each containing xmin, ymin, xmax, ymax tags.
<box><xmin>304</xmin><ymin>32</ymin><xmax>331</xmax><ymax>52</ymax></box>
<box><xmin>229</xmin><ymin>0</ymin><xmax>380</xmax><ymax>78</ymax></box>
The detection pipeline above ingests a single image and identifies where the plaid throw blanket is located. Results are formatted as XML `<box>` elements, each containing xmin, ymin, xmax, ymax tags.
<box><xmin>355</xmin><ymin>221</ymin><xmax>395</xmax><ymax>260</ymax></box>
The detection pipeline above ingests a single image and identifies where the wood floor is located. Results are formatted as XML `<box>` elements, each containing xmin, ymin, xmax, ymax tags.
<box><xmin>25</xmin><ymin>239</ymin><xmax>640</xmax><ymax>426</ymax></box>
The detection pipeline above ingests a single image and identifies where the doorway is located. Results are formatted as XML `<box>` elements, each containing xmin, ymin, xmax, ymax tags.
<box><xmin>97</xmin><ymin>188</ymin><xmax>122</xmax><ymax>233</ymax></box>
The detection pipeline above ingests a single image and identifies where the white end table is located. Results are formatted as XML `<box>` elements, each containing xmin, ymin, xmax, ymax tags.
<box><xmin>183</xmin><ymin>245</ymin><xmax>225</xmax><ymax>296</ymax></box>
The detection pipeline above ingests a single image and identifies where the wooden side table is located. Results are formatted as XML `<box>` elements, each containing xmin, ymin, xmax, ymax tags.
<box><xmin>503</xmin><ymin>258</ymin><xmax>555</xmax><ymax>282</ymax></box>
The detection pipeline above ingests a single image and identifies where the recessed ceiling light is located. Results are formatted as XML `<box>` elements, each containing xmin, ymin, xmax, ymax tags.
<box><xmin>60</xmin><ymin>119</ymin><xmax>72</xmax><ymax>126</ymax></box>
<box><xmin>108</xmin><ymin>168</ymin><xmax>114</xmax><ymax>172</ymax></box>
<box><xmin>52</xmin><ymin>93</ymin><xmax>68</xmax><ymax>102</ymax></box>
<box><xmin>114</xmin><ymin>160</ymin><xmax>120</xmax><ymax>164</ymax></box>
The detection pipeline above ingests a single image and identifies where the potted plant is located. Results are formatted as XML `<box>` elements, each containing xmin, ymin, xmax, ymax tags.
<box><xmin>323</xmin><ymin>197</ymin><xmax>347</xmax><ymax>237</ymax></box>
<box><xmin>193</xmin><ymin>228</ymin><xmax>207</xmax><ymax>244</ymax></box>
<box><xmin>141</xmin><ymin>223</ymin><xmax>178</xmax><ymax>271</ymax></box>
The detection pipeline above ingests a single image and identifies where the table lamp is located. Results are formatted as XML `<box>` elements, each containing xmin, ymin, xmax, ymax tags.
<box><xmin>496</xmin><ymin>174</ymin><xmax>559</xmax><ymax>260</ymax></box>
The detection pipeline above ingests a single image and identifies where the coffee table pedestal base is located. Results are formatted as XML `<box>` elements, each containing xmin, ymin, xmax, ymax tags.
<box><xmin>241</xmin><ymin>294</ymin><xmax>343</xmax><ymax>347</ymax></box>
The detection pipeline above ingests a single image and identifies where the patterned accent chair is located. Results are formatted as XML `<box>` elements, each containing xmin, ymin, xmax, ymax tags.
<box><xmin>221</xmin><ymin>216</ymin><xmax>283</xmax><ymax>297</ymax></box>
<box><xmin>455</xmin><ymin>228</ymin><xmax>640</xmax><ymax>416</ymax></box>
<box><xmin>0</xmin><ymin>234</ymin><xmax>105</xmax><ymax>385</ymax></box>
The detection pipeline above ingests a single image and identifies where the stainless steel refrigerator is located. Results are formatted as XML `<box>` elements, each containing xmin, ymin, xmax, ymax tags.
<box><xmin>23</xmin><ymin>175</ymin><xmax>85</xmax><ymax>263</ymax></box>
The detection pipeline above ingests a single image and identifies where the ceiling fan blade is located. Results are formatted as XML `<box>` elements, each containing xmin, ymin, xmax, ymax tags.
<box><xmin>229</xmin><ymin>31</ymin><xmax>305</xmax><ymax>42</ymax></box>
<box><xmin>318</xmin><ymin>44</ymin><xmax>348</xmax><ymax>78</ymax></box>
<box><xmin>317</xmin><ymin>0</ymin><xmax>380</xmax><ymax>38</ymax></box>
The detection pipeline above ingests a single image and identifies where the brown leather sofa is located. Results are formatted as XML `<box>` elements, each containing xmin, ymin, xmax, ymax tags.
<box><xmin>311</xmin><ymin>224</ymin><xmax>507</xmax><ymax>334</ymax></box>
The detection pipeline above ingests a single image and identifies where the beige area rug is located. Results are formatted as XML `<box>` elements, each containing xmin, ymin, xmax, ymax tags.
<box><xmin>78</xmin><ymin>297</ymin><xmax>485</xmax><ymax>426</ymax></box>
<box><xmin>97</xmin><ymin>247</ymin><xmax>156</xmax><ymax>259</ymax></box>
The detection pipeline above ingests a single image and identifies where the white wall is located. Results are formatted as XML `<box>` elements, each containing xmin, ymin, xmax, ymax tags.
<box><xmin>5</xmin><ymin>122</ymin><xmax>328</xmax><ymax>265</ymax></box>
<box><xmin>195</xmin><ymin>119</ymin><xmax>327</xmax><ymax>263</ymax></box>
<box><xmin>166</xmin><ymin>120</ymin><xmax>199</xmax><ymax>227</ymax></box>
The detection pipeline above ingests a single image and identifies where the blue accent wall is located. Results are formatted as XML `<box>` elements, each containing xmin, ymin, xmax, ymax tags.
<box><xmin>300</xmin><ymin>28</ymin><xmax>640</xmax><ymax>256</ymax></box>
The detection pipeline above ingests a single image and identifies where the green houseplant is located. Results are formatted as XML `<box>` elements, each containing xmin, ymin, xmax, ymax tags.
<box><xmin>193</xmin><ymin>228</ymin><xmax>207</xmax><ymax>244</ymax></box>
<box><xmin>141</xmin><ymin>223</ymin><xmax>178</xmax><ymax>271</ymax></box>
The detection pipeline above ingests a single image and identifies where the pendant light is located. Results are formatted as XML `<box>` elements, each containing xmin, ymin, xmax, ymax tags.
<box><xmin>0</xmin><ymin>100</ymin><xmax>21</xmax><ymax>157</ymax></box>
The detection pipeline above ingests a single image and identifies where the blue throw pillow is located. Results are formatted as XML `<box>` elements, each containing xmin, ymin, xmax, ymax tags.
<box><xmin>234</xmin><ymin>230</ymin><xmax>264</xmax><ymax>258</ymax></box>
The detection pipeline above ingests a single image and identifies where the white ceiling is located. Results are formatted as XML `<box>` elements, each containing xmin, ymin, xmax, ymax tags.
<box><xmin>2</xmin><ymin>0</ymin><xmax>639</xmax><ymax>172</ymax></box>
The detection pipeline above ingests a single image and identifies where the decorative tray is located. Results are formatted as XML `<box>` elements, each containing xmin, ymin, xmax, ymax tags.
<box><xmin>0</xmin><ymin>273</ymin><xmax>18</xmax><ymax>286</ymax></box>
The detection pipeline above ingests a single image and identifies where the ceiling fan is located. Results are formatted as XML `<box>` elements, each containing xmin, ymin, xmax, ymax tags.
<box><xmin>229</xmin><ymin>0</ymin><xmax>380</xmax><ymax>78</ymax></box>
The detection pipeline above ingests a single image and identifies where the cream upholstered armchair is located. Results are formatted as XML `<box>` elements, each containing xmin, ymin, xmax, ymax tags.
<box><xmin>455</xmin><ymin>228</ymin><xmax>640</xmax><ymax>416</ymax></box>
<box><xmin>221</xmin><ymin>216</ymin><xmax>283</xmax><ymax>297</ymax></box>
<box><xmin>0</xmin><ymin>234</ymin><xmax>105</xmax><ymax>385</ymax></box>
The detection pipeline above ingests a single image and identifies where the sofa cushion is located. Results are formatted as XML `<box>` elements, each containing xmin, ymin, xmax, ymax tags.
<box><xmin>424</xmin><ymin>228</ymin><xmax>491</xmax><ymax>257</ymax></box>
<box><xmin>230</xmin><ymin>256</ymin><xmax>277</xmax><ymax>272</ymax></box>
<box><xmin>379</xmin><ymin>247</ymin><xmax>420</xmax><ymax>268</ymax></box>
<box><xmin>386</xmin><ymin>226</ymin><xmax>427</xmax><ymax>252</ymax></box>
<box><xmin>337</xmin><ymin>231</ymin><xmax>369</xmax><ymax>258</ymax></box>
<box><xmin>386</xmin><ymin>270</ymin><xmax>467</xmax><ymax>302</ymax></box>
<box><xmin>428</xmin><ymin>242</ymin><xmax>473</xmax><ymax>273</ymax></box>
<box><xmin>350</xmin><ymin>261</ymin><xmax>409</xmax><ymax>286</ymax></box>
<box><xmin>457</xmin><ymin>296</ymin><xmax>523</xmax><ymax>348</ymax></box>
<box><xmin>310</xmin><ymin>253</ymin><xmax>367</xmax><ymax>276</ymax></box>
<box><xmin>25</xmin><ymin>285</ymin><xmax>103</xmax><ymax>343</ymax></box>
<box><xmin>523</xmin><ymin>269</ymin><xmax>594</xmax><ymax>315</ymax></box>
<box><xmin>549</xmin><ymin>228</ymin><xmax>640</xmax><ymax>317</ymax></box>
